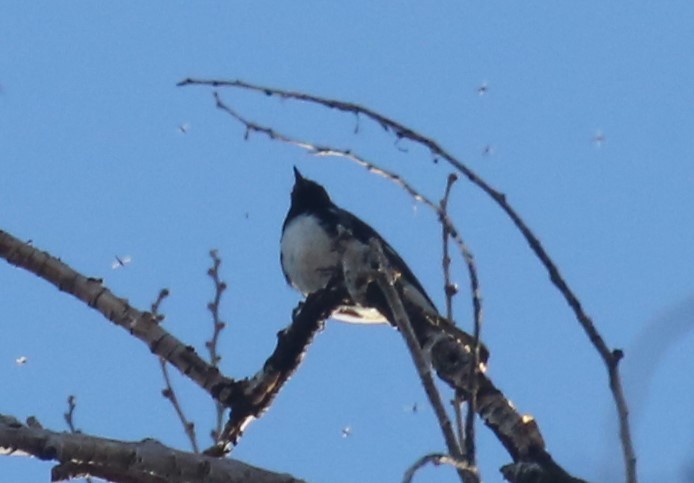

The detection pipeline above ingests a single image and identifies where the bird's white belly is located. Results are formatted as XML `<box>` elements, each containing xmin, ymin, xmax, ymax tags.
<box><xmin>281</xmin><ymin>214</ymin><xmax>386</xmax><ymax>324</ymax></box>
<box><xmin>281</xmin><ymin>214</ymin><xmax>340</xmax><ymax>294</ymax></box>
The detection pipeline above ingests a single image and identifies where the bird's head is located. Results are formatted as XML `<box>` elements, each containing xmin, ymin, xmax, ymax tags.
<box><xmin>290</xmin><ymin>167</ymin><xmax>333</xmax><ymax>212</ymax></box>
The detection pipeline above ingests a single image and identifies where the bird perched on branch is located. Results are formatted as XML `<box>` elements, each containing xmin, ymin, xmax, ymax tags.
<box><xmin>280</xmin><ymin>167</ymin><xmax>487</xmax><ymax>363</ymax></box>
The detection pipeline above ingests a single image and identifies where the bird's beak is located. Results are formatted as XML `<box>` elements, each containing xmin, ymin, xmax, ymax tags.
<box><xmin>293</xmin><ymin>166</ymin><xmax>304</xmax><ymax>182</ymax></box>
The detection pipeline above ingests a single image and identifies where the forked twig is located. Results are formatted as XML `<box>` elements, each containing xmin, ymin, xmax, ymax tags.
<box><xmin>63</xmin><ymin>396</ymin><xmax>94</xmax><ymax>483</ymax></box>
<box><xmin>206</xmin><ymin>249</ymin><xmax>228</xmax><ymax>442</ymax></box>
<box><xmin>63</xmin><ymin>395</ymin><xmax>80</xmax><ymax>434</ymax></box>
<box><xmin>151</xmin><ymin>289</ymin><xmax>200</xmax><ymax>453</ymax></box>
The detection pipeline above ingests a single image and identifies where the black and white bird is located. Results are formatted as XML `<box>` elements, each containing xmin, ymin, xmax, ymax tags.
<box><xmin>280</xmin><ymin>168</ymin><xmax>487</xmax><ymax>361</ymax></box>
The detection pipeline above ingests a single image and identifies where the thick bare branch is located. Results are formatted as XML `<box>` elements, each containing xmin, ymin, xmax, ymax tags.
<box><xmin>0</xmin><ymin>228</ymin><xmax>348</xmax><ymax>456</ymax></box>
<box><xmin>208</xmin><ymin>286</ymin><xmax>345</xmax><ymax>455</ymax></box>
<box><xmin>0</xmin><ymin>229</ymin><xmax>235</xmax><ymax>403</ymax></box>
<box><xmin>0</xmin><ymin>414</ymin><xmax>302</xmax><ymax>483</ymax></box>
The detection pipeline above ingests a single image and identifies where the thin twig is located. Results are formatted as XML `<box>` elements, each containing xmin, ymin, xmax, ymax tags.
<box><xmin>150</xmin><ymin>288</ymin><xmax>169</xmax><ymax>321</ymax></box>
<box><xmin>159</xmin><ymin>359</ymin><xmax>199</xmax><ymax>453</ymax></box>
<box><xmin>452</xmin><ymin>396</ymin><xmax>465</xmax><ymax>450</ymax></box>
<box><xmin>370</xmin><ymin>239</ymin><xmax>478</xmax><ymax>483</ymax></box>
<box><xmin>63</xmin><ymin>395</ymin><xmax>80</xmax><ymax>434</ymax></box>
<box><xmin>440</xmin><ymin>173</ymin><xmax>458</xmax><ymax>323</ymax></box>
<box><xmin>403</xmin><ymin>453</ymin><xmax>476</xmax><ymax>483</ymax></box>
<box><xmin>206</xmin><ymin>249</ymin><xmax>227</xmax><ymax>442</ymax></box>
<box><xmin>151</xmin><ymin>289</ymin><xmax>200</xmax><ymax>453</ymax></box>
<box><xmin>440</xmin><ymin>174</ymin><xmax>478</xmax><ymax>465</ymax></box>
<box><xmin>181</xmin><ymin>79</ymin><xmax>635</xmax><ymax>482</ymax></box>
<box><xmin>63</xmin><ymin>396</ymin><xmax>93</xmax><ymax>483</ymax></box>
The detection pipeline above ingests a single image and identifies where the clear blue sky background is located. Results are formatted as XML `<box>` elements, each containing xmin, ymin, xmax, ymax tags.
<box><xmin>2</xmin><ymin>2</ymin><xmax>693</xmax><ymax>482</ymax></box>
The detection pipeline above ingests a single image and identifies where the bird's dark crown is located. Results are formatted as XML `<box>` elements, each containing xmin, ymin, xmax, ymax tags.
<box><xmin>290</xmin><ymin>167</ymin><xmax>333</xmax><ymax>213</ymax></box>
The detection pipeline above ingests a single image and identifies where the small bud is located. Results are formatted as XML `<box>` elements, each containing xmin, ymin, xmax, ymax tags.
<box><xmin>445</xmin><ymin>283</ymin><xmax>459</xmax><ymax>296</ymax></box>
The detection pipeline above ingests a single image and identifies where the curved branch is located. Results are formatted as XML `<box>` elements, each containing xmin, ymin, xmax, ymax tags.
<box><xmin>209</xmin><ymin>93</ymin><xmax>486</xmax><ymax>357</ymax></box>
<box><xmin>179</xmin><ymin>78</ymin><xmax>635</xmax><ymax>482</ymax></box>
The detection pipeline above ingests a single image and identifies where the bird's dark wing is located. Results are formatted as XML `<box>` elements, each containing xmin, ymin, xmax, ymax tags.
<box><xmin>320</xmin><ymin>205</ymin><xmax>489</xmax><ymax>362</ymax></box>
<box><xmin>325</xmin><ymin>206</ymin><xmax>438</xmax><ymax>312</ymax></box>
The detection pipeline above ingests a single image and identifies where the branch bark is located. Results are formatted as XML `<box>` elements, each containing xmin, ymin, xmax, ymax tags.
<box><xmin>0</xmin><ymin>228</ymin><xmax>344</xmax><ymax>455</ymax></box>
<box><xmin>0</xmin><ymin>414</ymin><xmax>302</xmax><ymax>483</ymax></box>
<box><xmin>0</xmin><ymin>229</ymin><xmax>234</xmax><ymax>401</ymax></box>
<box><xmin>210</xmin><ymin>286</ymin><xmax>346</xmax><ymax>454</ymax></box>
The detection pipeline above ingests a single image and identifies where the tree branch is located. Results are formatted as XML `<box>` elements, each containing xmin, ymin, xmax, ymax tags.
<box><xmin>208</xmin><ymin>286</ymin><xmax>346</xmax><ymax>455</ymax></box>
<box><xmin>0</xmin><ymin>414</ymin><xmax>302</xmax><ymax>483</ymax></box>
<box><xmin>0</xmin><ymin>229</ymin><xmax>235</xmax><ymax>403</ymax></box>
<box><xmin>0</xmin><ymin>228</ymin><xmax>341</xmax><ymax>455</ymax></box>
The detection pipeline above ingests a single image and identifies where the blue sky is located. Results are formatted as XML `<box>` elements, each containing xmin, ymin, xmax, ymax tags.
<box><xmin>2</xmin><ymin>2</ymin><xmax>693</xmax><ymax>482</ymax></box>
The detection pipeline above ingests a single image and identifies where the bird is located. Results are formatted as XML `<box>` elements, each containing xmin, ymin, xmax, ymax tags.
<box><xmin>280</xmin><ymin>168</ymin><xmax>488</xmax><ymax>363</ymax></box>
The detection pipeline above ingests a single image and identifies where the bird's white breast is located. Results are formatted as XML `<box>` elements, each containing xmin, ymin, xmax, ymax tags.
<box><xmin>281</xmin><ymin>214</ymin><xmax>340</xmax><ymax>294</ymax></box>
<box><xmin>281</xmin><ymin>214</ymin><xmax>387</xmax><ymax>324</ymax></box>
